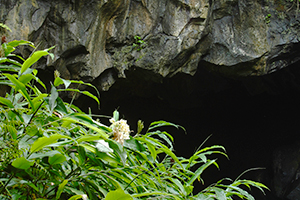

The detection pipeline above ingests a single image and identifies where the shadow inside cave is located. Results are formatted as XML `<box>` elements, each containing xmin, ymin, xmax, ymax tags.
<box><xmin>70</xmin><ymin>61</ymin><xmax>300</xmax><ymax>200</ymax></box>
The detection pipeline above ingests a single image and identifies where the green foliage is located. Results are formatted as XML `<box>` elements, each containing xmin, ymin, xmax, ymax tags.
<box><xmin>132</xmin><ymin>35</ymin><xmax>146</xmax><ymax>51</ymax></box>
<box><xmin>0</xmin><ymin>23</ymin><xmax>12</xmax><ymax>32</ymax></box>
<box><xmin>0</xmin><ymin>28</ymin><xmax>268</xmax><ymax>199</ymax></box>
<box><xmin>289</xmin><ymin>0</ymin><xmax>300</xmax><ymax>3</ymax></box>
<box><xmin>265</xmin><ymin>14</ymin><xmax>271</xmax><ymax>24</ymax></box>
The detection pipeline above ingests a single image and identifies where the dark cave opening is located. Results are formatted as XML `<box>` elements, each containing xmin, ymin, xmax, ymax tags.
<box><xmin>72</xmin><ymin>61</ymin><xmax>300</xmax><ymax>199</ymax></box>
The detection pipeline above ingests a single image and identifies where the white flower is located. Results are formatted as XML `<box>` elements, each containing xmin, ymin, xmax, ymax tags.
<box><xmin>110</xmin><ymin>118</ymin><xmax>130</xmax><ymax>145</ymax></box>
<box><xmin>82</xmin><ymin>194</ymin><xmax>88</xmax><ymax>200</ymax></box>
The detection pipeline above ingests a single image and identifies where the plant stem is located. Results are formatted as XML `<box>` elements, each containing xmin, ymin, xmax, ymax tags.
<box><xmin>43</xmin><ymin>161</ymin><xmax>85</xmax><ymax>198</ymax></box>
<box><xmin>124</xmin><ymin>166</ymin><xmax>158</xmax><ymax>190</ymax></box>
<box><xmin>0</xmin><ymin>174</ymin><xmax>13</xmax><ymax>194</ymax></box>
<box><xmin>25</xmin><ymin>99</ymin><xmax>45</xmax><ymax>129</ymax></box>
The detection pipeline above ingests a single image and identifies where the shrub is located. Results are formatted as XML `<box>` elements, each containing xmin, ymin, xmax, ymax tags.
<box><xmin>0</xmin><ymin>26</ymin><xmax>268</xmax><ymax>199</ymax></box>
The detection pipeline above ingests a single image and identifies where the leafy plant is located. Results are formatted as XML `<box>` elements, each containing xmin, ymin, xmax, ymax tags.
<box><xmin>0</xmin><ymin>23</ymin><xmax>12</xmax><ymax>32</ymax></box>
<box><xmin>132</xmin><ymin>35</ymin><xmax>146</xmax><ymax>51</ymax></box>
<box><xmin>0</xmin><ymin>28</ymin><xmax>268</xmax><ymax>200</ymax></box>
<box><xmin>265</xmin><ymin>14</ymin><xmax>272</xmax><ymax>24</ymax></box>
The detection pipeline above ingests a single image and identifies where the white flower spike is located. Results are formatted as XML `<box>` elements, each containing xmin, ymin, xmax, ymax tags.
<box><xmin>109</xmin><ymin>118</ymin><xmax>130</xmax><ymax>145</ymax></box>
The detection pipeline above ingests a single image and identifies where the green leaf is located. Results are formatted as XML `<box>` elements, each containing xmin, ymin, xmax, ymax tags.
<box><xmin>79</xmin><ymin>143</ymin><xmax>96</xmax><ymax>153</ymax></box>
<box><xmin>68</xmin><ymin>112</ymin><xmax>94</xmax><ymax>123</ymax></box>
<box><xmin>20</xmin><ymin>50</ymin><xmax>49</xmax><ymax>75</ymax></box>
<box><xmin>68</xmin><ymin>79</ymin><xmax>100</xmax><ymax>97</ymax></box>
<box><xmin>55</xmin><ymin>97</ymin><xmax>68</xmax><ymax>114</ymax></box>
<box><xmin>30</xmin><ymin>134</ymin><xmax>70</xmax><ymax>153</ymax></box>
<box><xmin>0</xmin><ymin>97</ymin><xmax>13</xmax><ymax>108</ymax></box>
<box><xmin>96</xmin><ymin>152</ymin><xmax>119</xmax><ymax>166</ymax></box>
<box><xmin>76</xmin><ymin>135</ymin><xmax>103</xmax><ymax>143</ymax></box>
<box><xmin>158</xmin><ymin>147</ymin><xmax>183</xmax><ymax>168</ymax></box>
<box><xmin>68</xmin><ymin>195</ymin><xmax>85</xmax><ymax>200</ymax></box>
<box><xmin>7</xmin><ymin>40</ymin><xmax>34</xmax><ymax>48</ymax></box>
<box><xmin>29</xmin><ymin>150</ymin><xmax>62</xmax><ymax>159</ymax></box>
<box><xmin>169</xmin><ymin>178</ymin><xmax>186</xmax><ymax>196</ymax></box>
<box><xmin>108</xmin><ymin>140</ymin><xmax>127</xmax><ymax>166</ymax></box>
<box><xmin>56</xmin><ymin>180</ymin><xmax>68</xmax><ymax>200</ymax></box>
<box><xmin>105</xmin><ymin>188</ymin><xmax>133</xmax><ymax>200</ymax></box>
<box><xmin>132</xmin><ymin>191</ymin><xmax>180</xmax><ymax>200</ymax></box>
<box><xmin>24</xmin><ymin>181</ymin><xmax>40</xmax><ymax>192</ymax></box>
<box><xmin>228</xmin><ymin>185</ymin><xmax>254</xmax><ymax>200</ymax></box>
<box><xmin>5</xmin><ymin>124</ymin><xmax>18</xmax><ymax>139</ymax></box>
<box><xmin>2</xmin><ymin>43</ymin><xmax>14</xmax><ymax>56</ymax></box>
<box><xmin>113</xmin><ymin>110</ymin><xmax>119</xmax><ymax>121</ymax></box>
<box><xmin>49</xmin><ymin>153</ymin><xmax>66</xmax><ymax>165</ymax></box>
<box><xmin>53</xmin><ymin>76</ymin><xmax>63</xmax><ymax>87</ymax></box>
<box><xmin>49</xmin><ymin>85</ymin><xmax>58</xmax><ymax>113</ymax></box>
<box><xmin>0</xmin><ymin>57</ymin><xmax>22</xmax><ymax>67</ymax></box>
<box><xmin>54</xmin><ymin>76</ymin><xmax>72</xmax><ymax>88</ymax></box>
<box><xmin>137</xmin><ymin>120</ymin><xmax>144</xmax><ymax>134</ymax></box>
<box><xmin>0</xmin><ymin>23</ymin><xmax>12</xmax><ymax>32</ymax></box>
<box><xmin>12</xmin><ymin>157</ymin><xmax>34</xmax><ymax>170</ymax></box>
<box><xmin>184</xmin><ymin>185</ymin><xmax>194</xmax><ymax>196</ymax></box>
<box><xmin>62</xmin><ymin>117</ymin><xmax>108</xmax><ymax>139</ymax></box>
<box><xmin>148</xmin><ymin>120</ymin><xmax>180</xmax><ymax>131</ymax></box>
<box><xmin>18</xmin><ymin>74</ymin><xmax>35</xmax><ymax>85</ymax></box>
<box><xmin>147</xmin><ymin>131</ymin><xmax>174</xmax><ymax>149</ymax></box>
<box><xmin>3</xmin><ymin>73</ymin><xmax>35</xmax><ymax>110</ymax></box>
<box><xmin>187</xmin><ymin>159</ymin><xmax>217</xmax><ymax>185</ymax></box>
<box><xmin>58</xmin><ymin>88</ymin><xmax>100</xmax><ymax>105</ymax></box>
<box><xmin>146</xmin><ymin>142</ymin><xmax>157</xmax><ymax>160</ymax></box>
<box><xmin>124</xmin><ymin>137</ymin><xmax>145</xmax><ymax>152</ymax></box>
<box><xmin>95</xmin><ymin>140</ymin><xmax>113</xmax><ymax>153</ymax></box>
<box><xmin>0</xmin><ymin>63</ymin><xmax>21</xmax><ymax>71</ymax></box>
<box><xmin>214</xmin><ymin>187</ymin><xmax>226</xmax><ymax>200</ymax></box>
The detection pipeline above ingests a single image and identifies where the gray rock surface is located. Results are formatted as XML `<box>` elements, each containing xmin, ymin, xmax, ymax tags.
<box><xmin>272</xmin><ymin>142</ymin><xmax>300</xmax><ymax>200</ymax></box>
<box><xmin>1</xmin><ymin>0</ymin><xmax>299</xmax><ymax>92</ymax></box>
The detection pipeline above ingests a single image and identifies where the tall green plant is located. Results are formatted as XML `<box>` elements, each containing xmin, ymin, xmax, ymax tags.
<box><xmin>0</xmin><ymin>29</ymin><xmax>268</xmax><ymax>200</ymax></box>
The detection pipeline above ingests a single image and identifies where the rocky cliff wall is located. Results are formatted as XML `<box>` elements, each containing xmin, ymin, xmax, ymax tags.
<box><xmin>1</xmin><ymin>0</ymin><xmax>300</xmax><ymax>91</ymax></box>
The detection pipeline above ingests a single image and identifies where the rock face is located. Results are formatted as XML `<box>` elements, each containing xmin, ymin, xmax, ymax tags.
<box><xmin>272</xmin><ymin>142</ymin><xmax>300</xmax><ymax>199</ymax></box>
<box><xmin>2</xmin><ymin>0</ymin><xmax>300</xmax><ymax>90</ymax></box>
<box><xmin>1</xmin><ymin>0</ymin><xmax>300</xmax><ymax>199</ymax></box>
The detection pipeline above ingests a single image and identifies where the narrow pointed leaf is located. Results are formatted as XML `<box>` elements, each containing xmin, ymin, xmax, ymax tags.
<box><xmin>158</xmin><ymin>147</ymin><xmax>183</xmax><ymax>168</ymax></box>
<box><xmin>148</xmin><ymin>120</ymin><xmax>180</xmax><ymax>131</ymax></box>
<box><xmin>20</xmin><ymin>50</ymin><xmax>49</xmax><ymax>75</ymax></box>
<box><xmin>49</xmin><ymin>86</ymin><xmax>58</xmax><ymax>113</ymax></box>
<box><xmin>187</xmin><ymin>159</ymin><xmax>217</xmax><ymax>185</ymax></box>
<box><xmin>30</xmin><ymin>134</ymin><xmax>70</xmax><ymax>153</ymax></box>
<box><xmin>56</xmin><ymin>180</ymin><xmax>68</xmax><ymax>200</ymax></box>
<box><xmin>7</xmin><ymin>40</ymin><xmax>34</xmax><ymax>48</ymax></box>
<box><xmin>76</xmin><ymin>135</ymin><xmax>103</xmax><ymax>143</ymax></box>
<box><xmin>79</xmin><ymin>143</ymin><xmax>96</xmax><ymax>153</ymax></box>
<box><xmin>68</xmin><ymin>195</ymin><xmax>85</xmax><ymax>200</ymax></box>
<box><xmin>0</xmin><ymin>97</ymin><xmax>13</xmax><ymax>108</ymax></box>
<box><xmin>58</xmin><ymin>88</ymin><xmax>100</xmax><ymax>105</ymax></box>
<box><xmin>3</xmin><ymin>73</ymin><xmax>34</xmax><ymax>109</ymax></box>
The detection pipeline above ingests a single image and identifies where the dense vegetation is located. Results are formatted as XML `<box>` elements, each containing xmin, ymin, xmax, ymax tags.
<box><xmin>0</xmin><ymin>25</ymin><xmax>268</xmax><ymax>199</ymax></box>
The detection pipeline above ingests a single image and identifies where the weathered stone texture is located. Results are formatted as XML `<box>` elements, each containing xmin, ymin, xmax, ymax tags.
<box><xmin>1</xmin><ymin>0</ymin><xmax>299</xmax><ymax>92</ymax></box>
